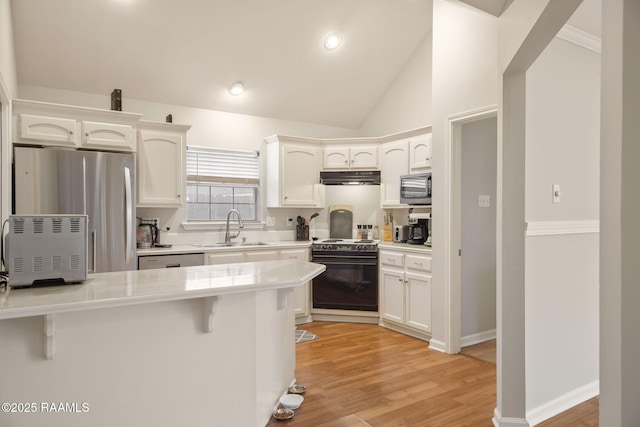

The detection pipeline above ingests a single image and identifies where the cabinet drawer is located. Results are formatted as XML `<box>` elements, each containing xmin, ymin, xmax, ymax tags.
<box><xmin>406</xmin><ymin>254</ymin><xmax>431</xmax><ymax>272</ymax></box>
<box><xmin>379</xmin><ymin>251</ymin><xmax>405</xmax><ymax>268</ymax></box>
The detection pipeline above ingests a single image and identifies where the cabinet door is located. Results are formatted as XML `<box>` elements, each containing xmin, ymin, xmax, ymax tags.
<box><xmin>380</xmin><ymin>140</ymin><xmax>409</xmax><ymax>207</ymax></box>
<box><xmin>19</xmin><ymin>114</ymin><xmax>77</xmax><ymax>147</ymax></box>
<box><xmin>205</xmin><ymin>252</ymin><xmax>245</xmax><ymax>265</ymax></box>
<box><xmin>323</xmin><ymin>147</ymin><xmax>350</xmax><ymax>169</ymax></box>
<box><xmin>380</xmin><ymin>267</ymin><xmax>405</xmax><ymax>324</ymax></box>
<box><xmin>137</xmin><ymin>132</ymin><xmax>185</xmax><ymax>207</ymax></box>
<box><xmin>281</xmin><ymin>145</ymin><xmax>320</xmax><ymax>206</ymax></box>
<box><xmin>280</xmin><ymin>248</ymin><xmax>310</xmax><ymax>318</ymax></box>
<box><xmin>409</xmin><ymin>133</ymin><xmax>432</xmax><ymax>172</ymax></box>
<box><xmin>405</xmin><ymin>272</ymin><xmax>431</xmax><ymax>332</ymax></box>
<box><xmin>245</xmin><ymin>250</ymin><xmax>279</xmax><ymax>262</ymax></box>
<box><xmin>350</xmin><ymin>146</ymin><xmax>378</xmax><ymax>169</ymax></box>
<box><xmin>81</xmin><ymin>121</ymin><xmax>135</xmax><ymax>152</ymax></box>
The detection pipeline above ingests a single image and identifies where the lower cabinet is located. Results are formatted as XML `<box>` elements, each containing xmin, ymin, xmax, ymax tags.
<box><xmin>379</xmin><ymin>248</ymin><xmax>432</xmax><ymax>339</ymax></box>
<box><xmin>279</xmin><ymin>248</ymin><xmax>311</xmax><ymax>320</ymax></box>
<box><xmin>205</xmin><ymin>247</ymin><xmax>311</xmax><ymax>320</ymax></box>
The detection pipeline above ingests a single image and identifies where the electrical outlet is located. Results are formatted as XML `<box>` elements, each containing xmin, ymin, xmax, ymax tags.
<box><xmin>266</xmin><ymin>217</ymin><xmax>276</xmax><ymax>227</ymax></box>
<box><xmin>286</xmin><ymin>217</ymin><xmax>293</xmax><ymax>226</ymax></box>
<box><xmin>478</xmin><ymin>195</ymin><xmax>490</xmax><ymax>208</ymax></box>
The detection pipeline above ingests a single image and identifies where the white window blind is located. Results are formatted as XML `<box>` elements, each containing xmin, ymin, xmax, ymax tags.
<box><xmin>186</xmin><ymin>146</ymin><xmax>259</xmax><ymax>184</ymax></box>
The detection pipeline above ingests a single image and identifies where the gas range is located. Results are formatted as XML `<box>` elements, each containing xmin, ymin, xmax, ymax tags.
<box><xmin>312</xmin><ymin>238</ymin><xmax>378</xmax><ymax>253</ymax></box>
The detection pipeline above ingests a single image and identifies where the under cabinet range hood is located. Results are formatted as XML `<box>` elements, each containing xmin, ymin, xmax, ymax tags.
<box><xmin>320</xmin><ymin>170</ymin><xmax>381</xmax><ymax>185</ymax></box>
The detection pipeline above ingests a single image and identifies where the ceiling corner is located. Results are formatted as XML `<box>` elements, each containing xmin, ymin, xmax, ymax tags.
<box><xmin>458</xmin><ymin>0</ymin><xmax>512</xmax><ymax>17</ymax></box>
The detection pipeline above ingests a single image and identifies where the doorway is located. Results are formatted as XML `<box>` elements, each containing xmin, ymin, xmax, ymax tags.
<box><xmin>446</xmin><ymin>106</ymin><xmax>497</xmax><ymax>354</ymax></box>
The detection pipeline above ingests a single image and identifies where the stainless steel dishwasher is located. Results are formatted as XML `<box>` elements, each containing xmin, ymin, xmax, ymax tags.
<box><xmin>137</xmin><ymin>253</ymin><xmax>205</xmax><ymax>270</ymax></box>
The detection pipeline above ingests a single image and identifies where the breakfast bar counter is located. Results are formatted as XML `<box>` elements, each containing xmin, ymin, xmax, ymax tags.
<box><xmin>0</xmin><ymin>260</ymin><xmax>324</xmax><ymax>427</ymax></box>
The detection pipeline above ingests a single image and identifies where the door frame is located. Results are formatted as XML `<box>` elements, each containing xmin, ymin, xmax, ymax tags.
<box><xmin>444</xmin><ymin>105</ymin><xmax>498</xmax><ymax>354</ymax></box>
<box><xmin>0</xmin><ymin>74</ymin><xmax>10</xmax><ymax>224</ymax></box>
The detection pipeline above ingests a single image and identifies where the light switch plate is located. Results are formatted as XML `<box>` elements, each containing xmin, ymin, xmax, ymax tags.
<box><xmin>286</xmin><ymin>217</ymin><xmax>293</xmax><ymax>226</ymax></box>
<box><xmin>553</xmin><ymin>184</ymin><xmax>561</xmax><ymax>203</ymax></box>
<box><xmin>266</xmin><ymin>217</ymin><xmax>276</xmax><ymax>227</ymax></box>
<box><xmin>478</xmin><ymin>195</ymin><xmax>490</xmax><ymax>208</ymax></box>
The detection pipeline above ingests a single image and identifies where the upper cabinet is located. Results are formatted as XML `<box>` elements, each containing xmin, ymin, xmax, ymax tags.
<box><xmin>81</xmin><ymin>121</ymin><xmax>135</xmax><ymax>151</ymax></box>
<box><xmin>379</xmin><ymin>139</ymin><xmax>409</xmax><ymax>207</ymax></box>
<box><xmin>264</xmin><ymin>136</ymin><xmax>324</xmax><ymax>208</ymax></box>
<box><xmin>136</xmin><ymin>121</ymin><xmax>191</xmax><ymax>208</ymax></box>
<box><xmin>409</xmin><ymin>133</ymin><xmax>432</xmax><ymax>172</ymax></box>
<box><xmin>12</xmin><ymin>99</ymin><xmax>141</xmax><ymax>152</ymax></box>
<box><xmin>323</xmin><ymin>145</ymin><xmax>378</xmax><ymax>170</ymax></box>
<box><xmin>379</xmin><ymin>128</ymin><xmax>432</xmax><ymax>208</ymax></box>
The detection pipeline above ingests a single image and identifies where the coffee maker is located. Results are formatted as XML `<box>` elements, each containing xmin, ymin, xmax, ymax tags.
<box><xmin>407</xmin><ymin>213</ymin><xmax>430</xmax><ymax>245</ymax></box>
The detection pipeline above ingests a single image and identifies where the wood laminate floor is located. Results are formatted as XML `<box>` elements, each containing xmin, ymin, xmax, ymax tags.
<box><xmin>267</xmin><ymin>322</ymin><xmax>599</xmax><ymax>427</ymax></box>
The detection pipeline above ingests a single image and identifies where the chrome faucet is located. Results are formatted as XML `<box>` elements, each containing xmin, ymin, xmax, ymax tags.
<box><xmin>224</xmin><ymin>209</ymin><xmax>244</xmax><ymax>244</ymax></box>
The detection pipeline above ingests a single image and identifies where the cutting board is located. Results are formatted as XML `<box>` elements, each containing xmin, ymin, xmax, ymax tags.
<box><xmin>329</xmin><ymin>205</ymin><xmax>353</xmax><ymax>239</ymax></box>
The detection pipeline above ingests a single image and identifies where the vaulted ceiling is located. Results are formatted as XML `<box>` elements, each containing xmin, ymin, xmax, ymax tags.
<box><xmin>10</xmin><ymin>0</ymin><xmax>600</xmax><ymax>130</ymax></box>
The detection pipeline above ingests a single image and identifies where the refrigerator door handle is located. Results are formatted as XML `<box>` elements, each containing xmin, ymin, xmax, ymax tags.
<box><xmin>124</xmin><ymin>166</ymin><xmax>133</xmax><ymax>265</ymax></box>
<box><xmin>91</xmin><ymin>230</ymin><xmax>97</xmax><ymax>273</ymax></box>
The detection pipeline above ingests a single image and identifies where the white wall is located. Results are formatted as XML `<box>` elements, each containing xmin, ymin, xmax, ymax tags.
<box><xmin>0</xmin><ymin>0</ymin><xmax>18</xmax><ymax>97</ymax></box>
<box><xmin>430</xmin><ymin>0</ymin><xmax>498</xmax><ymax>352</ymax></box>
<box><xmin>359</xmin><ymin>34</ymin><xmax>432</xmax><ymax>136</ymax></box>
<box><xmin>524</xmin><ymin>35</ymin><xmax>600</xmax><ymax>424</ymax></box>
<box><xmin>18</xmin><ymin>85</ymin><xmax>360</xmax><ymax>149</ymax></box>
<box><xmin>460</xmin><ymin>117</ymin><xmax>497</xmax><ymax>343</ymax></box>
<box><xmin>18</xmin><ymin>85</ymin><xmax>362</xmax><ymax>239</ymax></box>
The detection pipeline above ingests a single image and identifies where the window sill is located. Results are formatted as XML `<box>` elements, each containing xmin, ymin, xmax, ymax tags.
<box><xmin>181</xmin><ymin>221</ymin><xmax>265</xmax><ymax>231</ymax></box>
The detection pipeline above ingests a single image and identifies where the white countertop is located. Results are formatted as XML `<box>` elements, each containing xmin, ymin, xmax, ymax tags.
<box><xmin>137</xmin><ymin>241</ymin><xmax>312</xmax><ymax>256</ymax></box>
<box><xmin>0</xmin><ymin>260</ymin><xmax>325</xmax><ymax>320</ymax></box>
<box><xmin>378</xmin><ymin>241</ymin><xmax>433</xmax><ymax>254</ymax></box>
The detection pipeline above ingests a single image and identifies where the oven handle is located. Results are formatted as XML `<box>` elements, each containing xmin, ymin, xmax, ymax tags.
<box><xmin>312</xmin><ymin>259</ymin><xmax>377</xmax><ymax>266</ymax></box>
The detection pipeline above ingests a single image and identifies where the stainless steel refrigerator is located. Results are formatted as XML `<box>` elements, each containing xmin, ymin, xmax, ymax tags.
<box><xmin>13</xmin><ymin>146</ymin><xmax>136</xmax><ymax>273</ymax></box>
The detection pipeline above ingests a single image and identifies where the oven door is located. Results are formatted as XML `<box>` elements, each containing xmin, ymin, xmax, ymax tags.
<box><xmin>311</xmin><ymin>254</ymin><xmax>378</xmax><ymax>311</ymax></box>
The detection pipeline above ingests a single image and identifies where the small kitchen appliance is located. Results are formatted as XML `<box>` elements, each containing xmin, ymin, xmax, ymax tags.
<box><xmin>393</xmin><ymin>225</ymin><xmax>410</xmax><ymax>243</ymax></box>
<box><xmin>407</xmin><ymin>213</ymin><xmax>430</xmax><ymax>245</ymax></box>
<box><xmin>6</xmin><ymin>215</ymin><xmax>88</xmax><ymax>287</ymax></box>
<box><xmin>137</xmin><ymin>218</ymin><xmax>159</xmax><ymax>248</ymax></box>
<box><xmin>400</xmin><ymin>172</ymin><xmax>432</xmax><ymax>205</ymax></box>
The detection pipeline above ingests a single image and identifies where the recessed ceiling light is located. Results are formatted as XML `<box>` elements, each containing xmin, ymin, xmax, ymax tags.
<box><xmin>228</xmin><ymin>82</ymin><xmax>245</xmax><ymax>96</ymax></box>
<box><xmin>324</xmin><ymin>33</ymin><xmax>342</xmax><ymax>50</ymax></box>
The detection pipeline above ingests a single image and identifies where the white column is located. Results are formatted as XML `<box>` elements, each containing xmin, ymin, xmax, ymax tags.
<box><xmin>600</xmin><ymin>0</ymin><xmax>640</xmax><ymax>425</ymax></box>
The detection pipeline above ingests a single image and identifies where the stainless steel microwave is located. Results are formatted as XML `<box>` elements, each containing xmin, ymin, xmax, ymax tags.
<box><xmin>400</xmin><ymin>173</ymin><xmax>432</xmax><ymax>205</ymax></box>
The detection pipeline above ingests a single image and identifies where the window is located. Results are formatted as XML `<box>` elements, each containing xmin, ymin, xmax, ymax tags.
<box><xmin>186</xmin><ymin>146</ymin><xmax>259</xmax><ymax>221</ymax></box>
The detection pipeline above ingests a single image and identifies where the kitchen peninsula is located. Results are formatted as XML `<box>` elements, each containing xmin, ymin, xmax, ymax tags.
<box><xmin>0</xmin><ymin>260</ymin><xmax>324</xmax><ymax>427</ymax></box>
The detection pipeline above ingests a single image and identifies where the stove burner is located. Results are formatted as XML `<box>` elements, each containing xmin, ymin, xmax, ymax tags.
<box><xmin>323</xmin><ymin>239</ymin><xmax>344</xmax><ymax>243</ymax></box>
<box><xmin>355</xmin><ymin>240</ymin><xmax>373</xmax><ymax>243</ymax></box>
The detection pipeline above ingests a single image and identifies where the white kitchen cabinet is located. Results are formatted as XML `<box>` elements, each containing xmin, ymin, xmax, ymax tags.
<box><xmin>279</xmin><ymin>248</ymin><xmax>311</xmax><ymax>320</ymax></box>
<box><xmin>379</xmin><ymin>248</ymin><xmax>432</xmax><ymax>338</ymax></box>
<box><xmin>379</xmin><ymin>139</ymin><xmax>409</xmax><ymax>207</ymax></box>
<box><xmin>136</xmin><ymin>121</ymin><xmax>191</xmax><ymax>208</ymax></box>
<box><xmin>323</xmin><ymin>146</ymin><xmax>378</xmax><ymax>170</ymax></box>
<box><xmin>245</xmin><ymin>250</ymin><xmax>280</xmax><ymax>262</ymax></box>
<box><xmin>409</xmin><ymin>132</ymin><xmax>432</xmax><ymax>172</ymax></box>
<box><xmin>81</xmin><ymin>121</ymin><xmax>135</xmax><ymax>151</ymax></box>
<box><xmin>264</xmin><ymin>136</ymin><xmax>323</xmax><ymax>208</ymax></box>
<box><xmin>202</xmin><ymin>246</ymin><xmax>311</xmax><ymax>321</ymax></box>
<box><xmin>18</xmin><ymin>114</ymin><xmax>78</xmax><ymax>147</ymax></box>
<box><xmin>205</xmin><ymin>252</ymin><xmax>246</xmax><ymax>265</ymax></box>
<box><xmin>12</xmin><ymin>99</ymin><xmax>141</xmax><ymax>151</ymax></box>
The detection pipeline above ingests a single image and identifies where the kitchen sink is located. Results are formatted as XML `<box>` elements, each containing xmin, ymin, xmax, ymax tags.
<box><xmin>192</xmin><ymin>242</ymin><xmax>273</xmax><ymax>248</ymax></box>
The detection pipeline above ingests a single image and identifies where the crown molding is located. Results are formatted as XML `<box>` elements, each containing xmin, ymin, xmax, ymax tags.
<box><xmin>556</xmin><ymin>25</ymin><xmax>601</xmax><ymax>54</ymax></box>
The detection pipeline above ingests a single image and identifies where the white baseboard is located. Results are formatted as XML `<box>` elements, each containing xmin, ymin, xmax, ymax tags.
<box><xmin>428</xmin><ymin>338</ymin><xmax>446</xmax><ymax>353</ymax></box>
<box><xmin>378</xmin><ymin>320</ymin><xmax>430</xmax><ymax>342</ymax></box>
<box><xmin>493</xmin><ymin>408</ymin><xmax>530</xmax><ymax>426</ymax></box>
<box><xmin>526</xmin><ymin>380</ymin><xmax>599</xmax><ymax>426</ymax></box>
<box><xmin>461</xmin><ymin>329</ymin><xmax>496</xmax><ymax>347</ymax></box>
